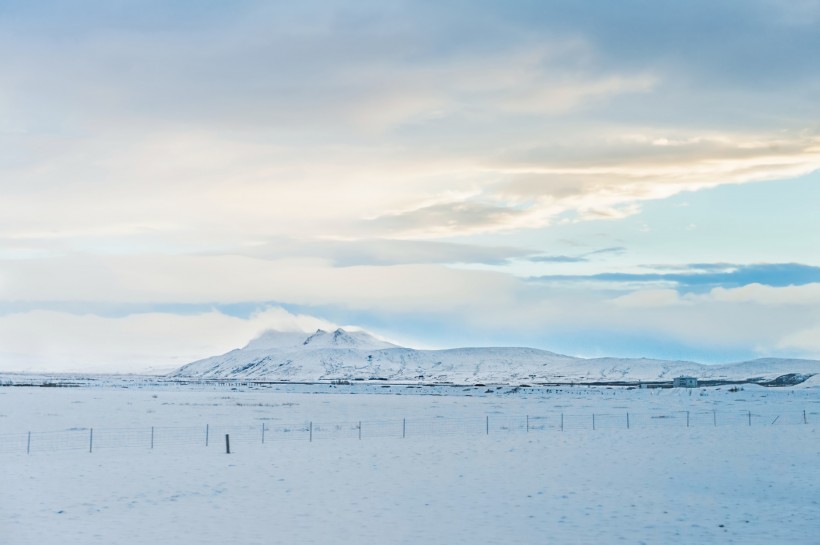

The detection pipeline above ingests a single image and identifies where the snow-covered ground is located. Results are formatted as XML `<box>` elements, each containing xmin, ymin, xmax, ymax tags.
<box><xmin>2</xmin><ymin>381</ymin><xmax>818</xmax><ymax>544</ymax></box>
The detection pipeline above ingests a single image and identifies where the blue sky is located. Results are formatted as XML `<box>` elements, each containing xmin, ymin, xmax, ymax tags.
<box><xmin>1</xmin><ymin>1</ymin><xmax>819</xmax><ymax>371</ymax></box>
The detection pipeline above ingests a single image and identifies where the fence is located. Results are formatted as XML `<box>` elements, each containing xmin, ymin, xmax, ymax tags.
<box><xmin>0</xmin><ymin>409</ymin><xmax>812</xmax><ymax>455</ymax></box>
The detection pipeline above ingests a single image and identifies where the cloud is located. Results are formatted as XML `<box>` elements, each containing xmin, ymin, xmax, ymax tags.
<box><xmin>0</xmin><ymin>254</ymin><xmax>522</xmax><ymax>312</ymax></box>
<box><xmin>4</xmin><ymin>260</ymin><xmax>820</xmax><ymax>369</ymax></box>
<box><xmin>367</xmin><ymin>201</ymin><xmax>540</xmax><ymax>238</ymax></box>
<box><xmin>531</xmin><ymin>263</ymin><xmax>820</xmax><ymax>290</ymax></box>
<box><xmin>499</xmin><ymin>74</ymin><xmax>656</xmax><ymax>115</ymax></box>
<box><xmin>1</xmin><ymin>2</ymin><xmax>819</xmax><ymax>243</ymax></box>
<box><xmin>501</xmin><ymin>0</ymin><xmax>820</xmax><ymax>88</ymax></box>
<box><xmin>586</xmin><ymin>247</ymin><xmax>627</xmax><ymax>257</ymax></box>
<box><xmin>778</xmin><ymin>324</ymin><xmax>820</xmax><ymax>353</ymax></box>
<box><xmin>610</xmin><ymin>289</ymin><xmax>687</xmax><ymax>308</ymax></box>
<box><xmin>0</xmin><ymin>307</ymin><xmax>338</xmax><ymax>373</ymax></box>
<box><xmin>1</xmin><ymin>1</ymin><xmax>819</xmax><ymax>367</ymax></box>
<box><xmin>528</xmin><ymin>255</ymin><xmax>587</xmax><ymax>264</ymax></box>
<box><xmin>612</xmin><ymin>283</ymin><xmax>820</xmax><ymax>309</ymax></box>
<box><xmin>528</xmin><ymin>246</ymin><xmax>626</xmax><ymax>263</ymax></box>
<box><xmin>240</xmin><ymin>238</ymin><xmax>535</xmax><ymax>267</ymax></box>
<box><xmin>703</xmin><ymin>283</ymin><xmax>820</xmax><ymax>305</ymax></box>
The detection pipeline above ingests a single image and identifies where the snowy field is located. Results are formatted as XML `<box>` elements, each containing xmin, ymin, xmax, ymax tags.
<box><xmin>2</xmin><ymin>382</ymin><xmax>819</xmax><ymax>544</ymax></box>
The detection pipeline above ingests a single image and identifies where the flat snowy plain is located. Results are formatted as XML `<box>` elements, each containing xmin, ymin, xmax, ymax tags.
<box><xmin>2</xmin><ymin>381</ymin><xmax>818</xmax><ymax>545</ymax></box>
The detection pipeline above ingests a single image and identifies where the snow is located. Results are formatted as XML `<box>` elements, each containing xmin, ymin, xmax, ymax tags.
<box><xmin>801</xmin><ymin>374</ymin><xmax>820</xmax><ymax>388</ymax></box>
<box><xmin>242</xmin><ymin>330</ymin><xmax>316</xmax><ymax>350</ymax></box>
<box><xmin>1</xmin><ymin>380</ymin><xmax>818</xmax><ymax>544</ymax></box>
<box><xmin>301</xmin><ymin>328</ymin><xmax>398</xmax><ymax>349</ymax></box>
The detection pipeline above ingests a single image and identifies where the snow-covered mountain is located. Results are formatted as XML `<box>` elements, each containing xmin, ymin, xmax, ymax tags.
<box><xmin>242</xmin><ymin>328</ymin><xmax>396</xmax><ymax>351</ymax></box>
<box><xmin>171</xmin><ymin>328</ymin><xmax>820</xmax><ymax>385</ymax></box>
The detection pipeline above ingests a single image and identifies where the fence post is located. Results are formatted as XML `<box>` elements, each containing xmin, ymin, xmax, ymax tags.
<box><xmin>592</xmin><ymin>414</ymin><xmax>596</xmax><ymax>430</ymax></box>
<box><xmin>262</xmin><ymin>423</ymin><xmax>265</xmax><ymax>444</ymax></box>
<box><xmin>151</xmin><ymin>427</ymin><xmax>154</xmax><ymax>449</ymax></box>
<box><xmin>526</xmin><ymin>415</ymin><xmax>529</xmax><ymax>433</ymax></box>
<box><xmin>309</xmin><ymin>421</ymin><xmax>313</xmax><ymax>442</ymax></box>
<box><xmin>27</xmin><ymin>431</ymin><xmax>31</xmax><ymax>454</ymax></box>
<box><xmin>561</xmin><ymin>413</ymin><xmax>564</xmax><ymax>432</ymax></box>
<box><xmin>225</xmin><ymin>434</ymin><xmax>230</xmax><ymax>454</ymax></box>
<box><xmin>402</xmin><ymin>418</ymin><xmax>406</xmax><ymax>438</ymax></box>
<box><xmin>89</xmin><ymin>428</ymin><xmax>93</xmax><ymax>453</ymax></box>
<box><xmin>206</xmin><ymin>424</ymin><xmax>209</xmax><ymax>446</ymax></box>
<box><xmin>748</xmin><ymin>410</ymin><xmax>752</xmax><ymax>426</ymax></box>
<box><xmin>686</xmin><ymin>411</ymin><xmax>690</xmax><ymax>428</ymax></box>
<box><xmin>486</xmin><ymin>416</ymin><xmax>489</xmax><ymax>435</ymax></box>
<box><xmin>804</xmin><ymin>410</ymin><xmax>808</xmax><ymax>424</ymax></box>
<box><xmin>626</xmin><ymin>413</ymin><xmax>630</xmax><ymax>429</ymax></box>
<box><xmin>358</xmin><ymin>421</ymin><xmax>362</xmax><ymax>440</ymax></box>
<box><xmin>713</xmin><ymin>410</ymin><xmax>717</xmax><ymax>427</ymax></box>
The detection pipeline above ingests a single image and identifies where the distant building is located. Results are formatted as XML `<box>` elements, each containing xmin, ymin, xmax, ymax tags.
<box><xmin>673</xmin><ymin>376</ymin><xmax>698</xmax><ymax>388</ymax></box>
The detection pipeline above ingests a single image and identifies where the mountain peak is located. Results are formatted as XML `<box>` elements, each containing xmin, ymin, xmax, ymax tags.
<box><xmin>243</xmin><ymin>330</ymin><xmax>311</xmax><ymax>351</ymax></box>
<box><xmin>302</xmin><ymin>329</ymin><xmax>328</xmax><ymax>345</ymax></box>
<box><xmin>302</xmin><ymin>327</ymin><xmax>398</xmax><ymax>349</ymax></box>
<box><xmin>244</xmin><ymin>327</ymin><xmax>399</xmax><ymax>351</ymax></box>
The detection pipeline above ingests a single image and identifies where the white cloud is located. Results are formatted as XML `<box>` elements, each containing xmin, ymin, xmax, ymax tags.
<box><xmin>1</xmin><ymin>2</ymin><xmax>819</xmax><ymax>367</ymax></box>
<box><xmin>0</xmin><ymin>254</ymin><xmax>521</xmax><ymax>312</ymax></box>
<box><xmin>3</xmin><ymin>13</ymin><xmax>819</xmax><ymax>243</ymax></box>
<box><xmin>777</xmin><ymin>324</ymin><xmax>820</xmax><ymax>353</ymax></box>
<box><xmin>699</xmin><ymin>283</ymin><xmax>820</xmax><ymax>305</ymax></box>
<box><xmin>500</xmin><ymin>74</ymin><xmax>656</xmax><ymax>115</ymax></box>
<box><xmin>610</xmin><ymin>289</ymin><xmax>687</xmax><ymax>308</ymax></box>
<box><xmin>4</xmin><ymin>274</ymin><xmax>820</xmax><ymax>370</ymax></box>
<box><xmin>0</xmin><ymin>307</ymin><xmax>337</xmax><ymax>373</ymax></box>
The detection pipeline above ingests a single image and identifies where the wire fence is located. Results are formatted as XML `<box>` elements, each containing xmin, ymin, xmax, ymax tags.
<box><xmin>0</xmin><ymin>409</ymin><xmax>812</xmax><ymax>455</ymax></box>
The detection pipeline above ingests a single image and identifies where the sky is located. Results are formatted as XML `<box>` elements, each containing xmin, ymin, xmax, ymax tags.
<box><xmin>1</xmin><ymin>0</ymin><xmax>820</xmax><ymax>372</ymax></box>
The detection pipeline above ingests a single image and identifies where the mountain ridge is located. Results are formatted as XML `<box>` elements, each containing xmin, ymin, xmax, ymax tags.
<box><xmin>170</xmin><ymin>328</ymin><xmax>820</xmax><ymax>385</ymax></box>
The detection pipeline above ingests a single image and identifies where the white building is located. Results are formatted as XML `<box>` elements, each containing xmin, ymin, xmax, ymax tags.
<box><xmin>673</xmin><ymin>376</ymin><xmax>698</xmax><ymax>388</ymax></box>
